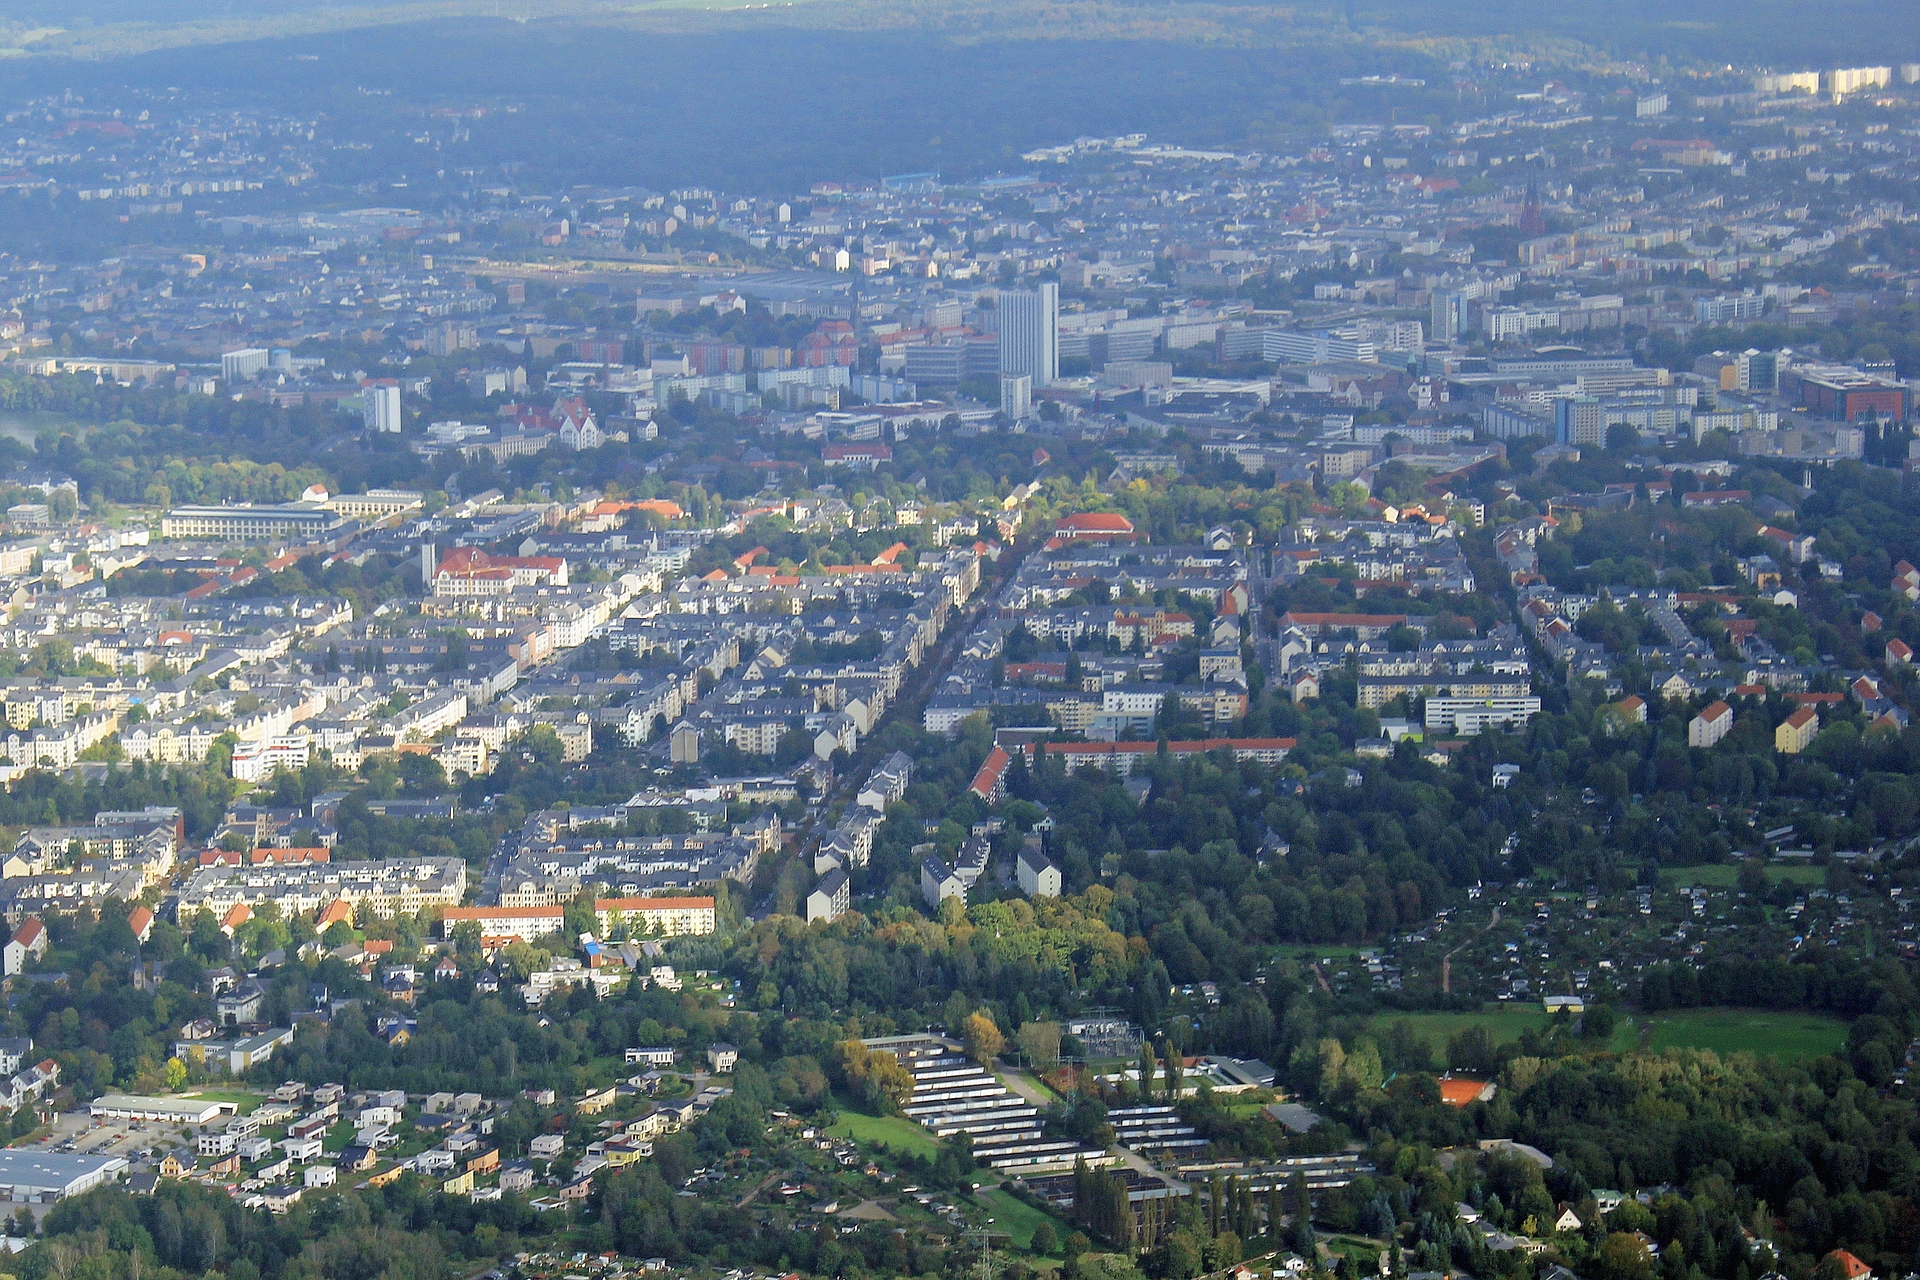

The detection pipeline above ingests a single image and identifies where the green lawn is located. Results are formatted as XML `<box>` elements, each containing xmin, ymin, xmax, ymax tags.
<box><xmin>1637</xmin><ymin>1009</ymin><xmax>1846</xmax><ymax>1061</ymax></box>
<box><xmin>180</xmin><ymin>1089</ymin><xmax>266</xmax><ymax>1114</ymax></box>
<box><xmin>977</xmin><ymin>1186</ymin><xmax>1069</xmax><ymax>1252</ymax></box>
<box><xmin>829</xmin><ymin>1105</ymin><xmax>939</xmax><ymax>1159</ymax></box>
<box><xmin>1660</xmin><ymin>864</ymin><xmax>1825</xmax><ymax>888</ymax></box>
<box><xmin>1366</xmin><ymin>1006</ymin><xmax>1563</xmax><ymax>1051</ymax></box>
<box><xmin>1324</xmin><ymin>1235</ymin><xmax>1386</xmax><ymax>1267</ymax></box>
<box><xmin>1366</xmin><ymin>1005</ymin><xmax>1846</xmax><ymax>1064</ymax></box>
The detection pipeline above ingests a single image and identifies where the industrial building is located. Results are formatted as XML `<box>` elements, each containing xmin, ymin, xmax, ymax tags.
<box><xmin>0</xmin><ymin>1151</ymin><xmax>129</xmax><ymax>1202</ymax></box>
<box><xmin>89</xmin><ymin>1094</ymin><xmax>236</xmax><ymax>1124</ymax></box>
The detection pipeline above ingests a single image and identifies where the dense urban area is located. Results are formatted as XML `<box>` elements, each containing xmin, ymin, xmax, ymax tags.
<box><xmin>0</xmin><ymin>18</ymin><xmax>1915</xmax><ymax>1280</ymax></box>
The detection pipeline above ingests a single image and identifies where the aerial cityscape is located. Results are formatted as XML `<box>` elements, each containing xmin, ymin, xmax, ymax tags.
<box><xmin>0</xmin><ymin>4</ymin><xmax>1913</xmax><ymax>1280</ymax></box>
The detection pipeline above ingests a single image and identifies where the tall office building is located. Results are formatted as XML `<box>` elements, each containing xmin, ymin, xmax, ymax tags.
<box><xmin>997</xmin><ymin>283</ymin><xmax>1058</xmax><ymax>388</ymax></box>
<box><xmin>1430</xmin><ymin>291</ymin><xmax>1469</xmax><ymax>344</ymax></box>
<box><xmin>1734</xmin><ymin>349</ymin><xmax>1780</xmax><ymax>393</ymax></box>
<box><xmin>364</xmin><ymin>384</ymin><xmax>402</xmax><ymax>434</ymax></box>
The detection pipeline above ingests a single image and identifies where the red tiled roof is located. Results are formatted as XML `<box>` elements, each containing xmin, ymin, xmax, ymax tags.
<box><xmin>1055</xmin><ymin>512</ymin><xmax>1135</xmax><ymax>534</ymax></box>
<box><xmin>1824</xmin><ymin>1252</ymin><xmax>1871</xmax><ymax>1280</ymax></box>
<box><xmin>969</xmin><ymin>746</ymin><xmax>1012</xmax><ymax>799</ymax></box>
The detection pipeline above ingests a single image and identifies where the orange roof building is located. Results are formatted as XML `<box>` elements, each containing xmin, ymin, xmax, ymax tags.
<box><xmin>432</xmin><ymin>547</ymin><xmax>567</xmax><ymax>597</ymax></box>
<box><xmin>1053</xmin><ymin>512</ymin><xmax>1137</xmax><ymax>542</ymax></box>
<box><xmin>969</xmin><ymin>746</ymin><xmax>1012</xmax><ymax>803</ymax></box>
<box><xmin>1824</xmin><ymin>1251</ymin><xmax>1872</xmax><ymax>1280</ymax></box>
<box><xmin>251</xmin><ymin>846</ymin><xmax>330</xmax><ymax>865</ymax></box>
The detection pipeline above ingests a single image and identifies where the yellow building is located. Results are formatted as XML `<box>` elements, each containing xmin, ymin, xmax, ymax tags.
<box><xmin>1776</xmin><ymin>705</ymin><xmax>1819</xmax><ymax>754</ymax></box>
<box><xmin>593</xmin><ymin>896</ymin><xmax>716</xmax><ymax>938</ymax></box>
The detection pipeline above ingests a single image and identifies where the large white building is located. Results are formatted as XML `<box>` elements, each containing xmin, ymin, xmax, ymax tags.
<box><xmin>176</xmin><ymin>857</ymin><xmax>467</xmax><ymax>922</ymax></box>
<box><xmin>364</xmin><ymin>384</ymin><xmax>402</xmax><ymax>433</ymax></box>
<box><xmin>221</xmin><ymin>348</ymin><xmax>270</xmax><ymax>382</ymax></box>
<box><xmin>91</xmin><ymin>1094</ymin><xmax>233</xmax><ymax>1124</ymax></box>
<box><xmin>440</xmin><ymin>906</ymin><xmax>566</xmax><ymax>944</ymax></box>
<box><xmin>160</xmin><ymin>502</ymin><xmax>343</xmax><ymax>541</ymax></box>
<box><xmin>0</xmin><ymin>1150</ymin><xmax>127</xmax><ymax>1202</ymax></box>
<box><xmin>1423</xmin><ymin>696</ymin><xmax>1543</xmax><ymax>735</ymax></box>
<box><xmin>998</xmin><ymin>283</ymin><xmax>1059</xmax><ymax>388</ymax></box>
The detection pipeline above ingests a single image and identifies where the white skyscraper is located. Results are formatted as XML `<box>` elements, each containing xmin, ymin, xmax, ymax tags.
<box><xmin>998</xmin><ymin>282</ymin><xmax>1059</xmax><ymax>388</ymax></box>
<box><xmin>364</xmin><ymin>384</ymin><xmax>402</xmax><ymax>433</ymax></box>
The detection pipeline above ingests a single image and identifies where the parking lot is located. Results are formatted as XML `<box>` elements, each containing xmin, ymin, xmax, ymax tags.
<box><xmin>26</xmin><ymin>1110</ymin><xmax>192</xmax><ymax>1163</ymax></box>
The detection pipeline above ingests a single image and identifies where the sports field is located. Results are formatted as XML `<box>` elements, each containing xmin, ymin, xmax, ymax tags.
<box><xmin>1635</xmin><ymin>1008</ymin><xmax>1846</xmax><ymax>1060</ymax></box>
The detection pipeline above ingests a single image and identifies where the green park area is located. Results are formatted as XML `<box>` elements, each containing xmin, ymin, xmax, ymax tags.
<box><xmin>1659</xmin><ymin>863</ymin><xmax>1826</xmax><ymax>889</ymax></box>
<box><xmin>1367</xmin><ymin>1005</ymin><xmax>1847</xmax><ymax>1063</ymax></box>
<box><xmin>828</xmin><ymin>1105</ymin><xmax>940</xmax><ymax>1159</ymax></box>
<box><xmin>976</xmin><ymin>1186</ymin><xmax>1069</xmax><ymax>1252</ymax></box>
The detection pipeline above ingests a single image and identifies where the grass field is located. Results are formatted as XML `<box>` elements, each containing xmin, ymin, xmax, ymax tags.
<box><xmin>1660</xmin><ymin>864</ymin><xmax>1825</xmax><ymax>888</ymax></box>
<box><xmin>1637</xmin><ymin>1009</ymin><xmax>1846</xmax><ymax>1060</ymax></box>
<box><xmin>1273</xmin><ymin>944</ymin><xmax>1369</xmax><ymax>962</ymax></box>
<box><xmin>180</xmin><ymin>1089</ymin><xmax>265</xmax><ymax>1114</ymax></box>
<box><xmin>829</xmin><ymin>1105</ymin><xmax>939</xmax><ymax>1159</ymax></box>
<box><xmin>1367</xmin><ymin>1005</ymin><xmax>1847</xmax><ymax>1063</ymax></box>
<box><xmin>1367</xmin><ymin>1006</ymin><xmax>1564</xmax><ymax>1051</ymax></box>
<box><xmin>1324</xmin><ymin>1235</ymin><xmax>1387</xmax><ymax>1267</ymax></box>
<box><xmin>977</xmin><ymin>1186</ymin><xmax>1069</xmax><ymax>1253</ymax></box>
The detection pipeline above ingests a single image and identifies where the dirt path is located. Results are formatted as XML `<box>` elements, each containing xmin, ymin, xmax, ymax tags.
<box><xmin>1442</xmin><ymin>906</ymin><xmax>1500</xmax><ymax>994</ymax></box>
<box><xmin>736</xmin><ymin>1167</ymin><xmax>785</xmax><ymax>1209</ymax></box>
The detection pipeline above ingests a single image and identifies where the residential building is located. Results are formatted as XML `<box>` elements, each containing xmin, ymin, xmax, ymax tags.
<box><xmin>1016</xmin><ymin>839</ymin><xmax>1061</xmax><ymax>898</ymax></box>
<box><xmin>592</xmin><ymin>896</ymin><xmax>717</xmax><ymax>938</ymax></box>
<box><xmin>1690</xmin><ymin>700</ymin><xmax>1734</xmax><ymax>748</ymax></box>
<box><xmin>806</xmin><ymin>867</ymin><xmax>850</xmax><ymax>922</ymax></box>
<box><xmin>3</xmin><ymin>917</ymin><xmax>46</xmax><ymax>975</ymax></box>
<box><xmin>1775</xmin><ymin>705</ymin><xmax>1818</xmax><ymax>753</ymax></box>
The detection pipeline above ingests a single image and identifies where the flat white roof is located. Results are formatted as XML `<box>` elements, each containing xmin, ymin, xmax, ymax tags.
<box><xmin>0</xmin><ymin>1150</ymin><xmax>127</xmax><ymax>1195</ymax></box>
<box><xmin>90</xmin><ymin>1094</ymin><xmax>229</xmax><ymax>1122</ymax></box>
